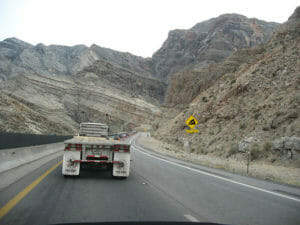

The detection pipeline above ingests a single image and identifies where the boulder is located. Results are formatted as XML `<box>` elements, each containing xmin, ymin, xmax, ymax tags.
<box><xmin>273</xmin><ymin>136</ymin><xmax>300</xmax><ymax>159</ymax></box>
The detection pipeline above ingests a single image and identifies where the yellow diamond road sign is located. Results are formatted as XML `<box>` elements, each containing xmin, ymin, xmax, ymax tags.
<box><xmin>185</xmin><ymin>116</ymin><xmax>198</xmax><ymax>129</ymax></box>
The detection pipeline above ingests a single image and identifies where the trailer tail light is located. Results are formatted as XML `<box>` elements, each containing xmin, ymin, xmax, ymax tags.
<box><xmin>64</xmin><ymin>144</ymin><xmax>82</xmax><ymax>151</ymax></box>
<box><xmin>113</xmin><ymin>145</ymin><xmax>130</xmax><ymax>152</ymax></box>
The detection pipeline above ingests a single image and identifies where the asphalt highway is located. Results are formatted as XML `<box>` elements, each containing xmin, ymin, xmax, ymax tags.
<box><xmin>0</xmin><ymin>134</ymin><xmax>299</xmax><ymax>225</ymax></box>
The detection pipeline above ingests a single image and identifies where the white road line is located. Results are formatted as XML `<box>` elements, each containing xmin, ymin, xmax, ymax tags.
<box><xmin>184</xmin><ymin>214</ymin><xmax>199</xmax><ymax>222</ymax></box>
<box><xmin>132</xmin><ymin>141</ymin><xmax>300</xmax><ymax>203</ymax></box>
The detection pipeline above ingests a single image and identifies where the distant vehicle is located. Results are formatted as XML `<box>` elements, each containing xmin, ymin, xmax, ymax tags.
<box><xmin>112</xmin><ymin>132</ymin><xmax>129</xmax><ymax>140</ymax></box>
<box><xmin>113</xmin><ymin>134</ymin><xmax>121</xmax><ymax>140</ymax></box>
<box><xmin>62</xmin><ymin>123</ymin><xmax>131</xmax><ymax>178</ymax></box>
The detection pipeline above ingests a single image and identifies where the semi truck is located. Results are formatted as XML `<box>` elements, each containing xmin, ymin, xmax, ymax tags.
<box><xmin>62</xmin><ymin>122</ymin><xmax>131</xmax><ymax>178</ymax></box>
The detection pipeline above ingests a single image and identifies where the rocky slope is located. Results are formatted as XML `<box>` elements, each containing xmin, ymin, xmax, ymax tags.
<box><xmin>164</xmin><ymin>42</ymin><xmax>266</xmax><ymax>108</ymax></box>
<box><xmin>77</xmin><ymin>59</ymin><xmax>166</xmax><ymax>102</ymax></box>
<box><xmin>0</xmin><ymin>73</ymin><xmax>162</xmax><ymax>135</ymax></box>
<box><xmin>152</xmin><ymin>14</ymin><xmax>278</xmax><ymax>82</ymax></box>
<box><xmin>154</xmin><ymin>7</ymin><xmax>300</xmax><ymax>165</ymax></box>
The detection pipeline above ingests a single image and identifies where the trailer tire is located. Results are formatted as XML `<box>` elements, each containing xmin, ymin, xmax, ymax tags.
<box><xmin>113</xmin><ymin>176</ymin><xmax>127</xmax><ymax>179</ymax></box>
<box><xmin>63</xmin><ymin>174</ymin><xmax>80</xmax><ymax>178</ymax></box>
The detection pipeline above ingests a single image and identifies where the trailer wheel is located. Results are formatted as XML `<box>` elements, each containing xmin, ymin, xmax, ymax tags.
<box><xmin>64</xmin><ymin>174</ymin><xmax>80</xmax><ymax>178</ymax></box>
<box><xmin>112</xmin><ymin>175</ymin><xmax>127</xmax><ymax>179</ymax></box>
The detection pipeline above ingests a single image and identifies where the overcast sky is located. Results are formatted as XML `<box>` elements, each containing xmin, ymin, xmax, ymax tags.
<box><xmin>0</xmin><ymin>0</ymin><xmax>298</xmax><ymax>57</ymax></box>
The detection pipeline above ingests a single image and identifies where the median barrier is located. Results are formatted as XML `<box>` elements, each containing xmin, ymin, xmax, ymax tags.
<box><xmin>0</xmin><ymin>142</ymin><xmax>64</xmax><ymax>173</ymax></box>
<box><xmin>0</xmin><ymin>132</ymin><xmax>72</xmax><ymax>150</ymax></box>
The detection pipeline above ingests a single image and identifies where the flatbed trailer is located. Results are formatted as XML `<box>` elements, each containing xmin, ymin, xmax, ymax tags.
<box><xmin>62</xmin><ymin>123</ymin><xmax>131</xmax><ymax>178</ymax></box>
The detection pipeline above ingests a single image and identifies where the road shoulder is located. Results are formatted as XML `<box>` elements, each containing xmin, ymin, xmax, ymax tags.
<box><xmin>0</xmin><ymin>150</ymin><xmax>63</xmax><ymax>190</ymax></box>
<box><xmin>135</xmin><ymin>133</ymin><xmax>300</xmax><ymax>187</ymax></box>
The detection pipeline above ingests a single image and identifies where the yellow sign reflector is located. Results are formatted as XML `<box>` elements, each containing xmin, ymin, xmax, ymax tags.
<box><xmin>185</xmin><ymin>116</ymin><xmax>198</xmax><ymax>129</ymax></box>
<box><xmin>186</xmin><ymin>129</ymin><xmax>199</xmax><ymax>133</ymax></box>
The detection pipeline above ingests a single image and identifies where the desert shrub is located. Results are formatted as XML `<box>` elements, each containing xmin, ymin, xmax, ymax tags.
<box><xmin>250</xmin><ymin>143</ymin><xmax>261</xmax><ymax>160</ymax></box>
<box><xmin>226</xmin><ymin>143</ymin><xmax>238</xmax><ymax>158</ymax></box>
<box><xmin>290</xmin><ymin>125</ymin><xmax>295</xmax><ymax>132</ymax></box>
<box><xmin>270</xmin><ymin>158</ymin><xmax>276</xmax><ymax>163</ymax></box>
<box><xmin>208</xmin><ymin>138</ymin><xmax>216</xmax><ymax>146</ymax></box>
<box><xmin>282</xmin><ymin>126</ymin><xmax>287</xmax><ymax>133</ymax></box>
<box><xmin>276</xmin><ymin>111</ymin><xmax>283</xmax><ymax>117</ymax></box>
<box><xmin>202</xmin><ymin>96</ymin><xmax>208</xmax><ymax>102</ymax></box>
<box><xmin>254</xmin><ymin>111</ymin><xmax>261</xmax><ymax>120</ymax></box>
<box><xmin>231</xmin><ymin>79</ymin><xmax>236</xmax><ymax>84</ymax></box>
<box><xmin>240</xmin><ymin>120</ymin><xmax>247</xmax><ymax>129</ymax></box>
<box><xmin>232</xmin><ymin>65</ymin><xmax>240</xmax><ymax>72</ymax></box>
<box><xmin>263</xmin><ymin>141</ymin><xmax>272</xmax><ymax>152</ymax></box>
<box><xmin>218</xmin><ymin>124</ymin><xmax>222</xmax><ymax>132</ymax></box>
<box><xmin>198</xmin><ymin>148</ymin><xmax>207</xmax><ymax>154</ymax></box>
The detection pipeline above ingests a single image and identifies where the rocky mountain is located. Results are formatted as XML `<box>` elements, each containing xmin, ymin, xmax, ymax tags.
<box><xmin>0</xmin><ymin>12</ymin><xmax>280</xmax><ymax>135</ymax></box>
<box><xmin>155</xmin><ymin>7</ymin><xmax>300</xmax><ymax>164</ymax></box>
<box><xmin>0</xmin><ymin>38</ymin><xmax>154</xmax><ymax>81</ymax></box>
<box><xmin>0</xmin><ymin>39</ymin><xmax>164</xmax><ymax>134</ymax></box>
<box><xmin>152</xmin><ymin>14</ymin><xmax>278</xmax><ymax>81</ymax></box>
<box><xmin>1</xmin><ymin>14</ymin><xmax>278</xmax><ymax>85</ymax></box>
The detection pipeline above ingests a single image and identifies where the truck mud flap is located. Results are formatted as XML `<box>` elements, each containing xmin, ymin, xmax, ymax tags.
<box><xmin>62</xmin><ymin>151</ymin><xmax>81</xmax><ymax>176</ymax></box>
<box><xmin>112</xmin><ymin>152</ymin><xmax>130</xmax><ymax>177</ymax></box>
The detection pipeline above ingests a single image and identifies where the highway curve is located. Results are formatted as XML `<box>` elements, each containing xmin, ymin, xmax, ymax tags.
<box><xmin>0</xmin><ymin>133</ymin><xmax>299</xmax><ymax>225</ymax></box>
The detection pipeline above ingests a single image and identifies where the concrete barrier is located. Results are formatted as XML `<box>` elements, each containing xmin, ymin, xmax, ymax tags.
<box><xmin>0</xmin><ymin>132</ymin><xmax>72</xmax><ymax>150</ymax></box>
<box><xmin>0</xmin><ymin>142</ymin><xmax>64</xmax><ymax>173</ymax></box>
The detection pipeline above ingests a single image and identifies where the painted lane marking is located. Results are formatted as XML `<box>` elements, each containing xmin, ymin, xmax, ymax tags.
<box><xmin>184</xmin><ymin>214</ymin><xmax>199</xmax><ymax>222</ymax></box>
<box><xmin>0</xmin><ymin>160</ymin><xmax>62</xmax><ymax>220</ymax></box>
<box><xmin>132</xmin><ymin>141</ymin><xmax>300</xmax><ymax>203</ymax></box>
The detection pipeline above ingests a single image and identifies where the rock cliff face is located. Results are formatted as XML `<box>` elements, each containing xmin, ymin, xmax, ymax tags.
<box><xmin>90</xmin><ymin>45</ymin><xmax>154</xmax><ymax>78</ymax></box>
<box><xmin>155</xmin><ymin>7</ymin><xmax>300</xmax><ymax>163</ymax></box>
<box><xmin>0</xmin><ymin>38</ymin><xmax>90</xmax><ymax>79</ymax></box>
<box><xmin>152</xmin><ymin>14</ymin><xmax>278</xmax><ymax>81</ymax></box>
<box><xmin>0</xmin><ymin>38</ymin><xmax>154</xmax><ymax>81</ymax></box>
<box><xmin>78</xmin><ymin>59</ymin><xmax>166</xmax><ymax>102</ymax></box>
